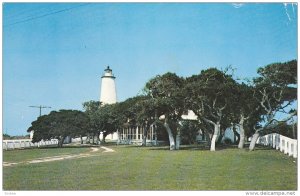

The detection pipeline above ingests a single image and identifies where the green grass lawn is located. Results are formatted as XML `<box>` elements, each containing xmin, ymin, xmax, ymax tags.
<box><xmin>3</xmin><ymin>145</ymin><xmax>297</xmax><ymax>190</ymax></box>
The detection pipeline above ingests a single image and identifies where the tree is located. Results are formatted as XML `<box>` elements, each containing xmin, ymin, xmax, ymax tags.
<box><xmin>264</xmin><ymin>121</ymin><xmax>297</xmax><ymax>139</ymax></box>
<box><xmin>185</xmin><ymin>68</ymin><xmax>238</xmax><ymax>151</ymax></box>
<box><xmin>230</xmin><ymin>83</ymin><xmax>263</xmax><ymax>149</ymax></box>
<box><xmin>83</xmin><ymin>101</ymin><xmax>102</xmax><ymax>144</ymax></box>
<box><xmin>249</xmin><ymin>60</ymin><xmax>297</xmax><ymax>150</ymax></box>
<box><xmin>134</xmin><ymin>97</ymin><xmax>156</xmax><ymax>146</ymax></box>
<box><xmin>145</xmin><ymin>72</ymin><xmax>185</xmax><ymax>150</ymax></box>
<box><xmin>27</xmin><ymin>110</ymin><xmax>89</xmax><ymax>147</ymax></box>
<box><xmin>3</xmin><ymin>133</ymin><xmax>11</xmax><ymax>140</ymax></box>
<box><xmin>83</xmin><ymin>101</ymin><xmax>118</xmax><ymax>144</ymax></box>
<box><xmin>114</xmin><ymin>95</ymin><xmax>154</xmax><ymax>146</ymax></box>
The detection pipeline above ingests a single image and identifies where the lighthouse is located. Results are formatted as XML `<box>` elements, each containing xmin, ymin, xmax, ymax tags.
<box><xmin>100</xmin><ymin>66</ymin><xmax>117</xmax><ymax>104</ymax></box>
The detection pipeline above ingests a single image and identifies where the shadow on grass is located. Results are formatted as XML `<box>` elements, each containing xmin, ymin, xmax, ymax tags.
<box><xmin>119</xmin><ymin>143</ymin><xmax>275</xmax><ymax>152</ymax></box>
<box><xmin>137</xmin><ymin>144</ymin><xmax>211</xmax><ymax>151</ymax></box>
<box><xmin>22</xmin><ymin>142</ymin><xmax>274</xmax><ymax>152</ymax></box>
<box><xmin>250</xmin><ymin>144</ymin><xmax>274</xmax><ymax>151</ymax></box>
<box><xmin>36</xmin><ymin>143</ymin><xmax>101</xmax><ymax>150</ymax></box>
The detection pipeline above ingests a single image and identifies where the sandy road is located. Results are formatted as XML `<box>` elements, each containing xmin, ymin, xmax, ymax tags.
<box><xmin>3</xmin><ymin>146</ymin><xmax>115</xmax><ymax>167</ymax></box>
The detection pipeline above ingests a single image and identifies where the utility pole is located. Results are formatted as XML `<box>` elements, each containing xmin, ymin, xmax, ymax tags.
<box><xmin>29</xmin><ymin>105</ymin><xmax>51</xmax><ymax>117</ymax></box>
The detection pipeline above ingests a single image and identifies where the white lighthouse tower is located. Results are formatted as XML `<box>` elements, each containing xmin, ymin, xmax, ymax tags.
<box><xmin>99</xmin><ymin>66</ymin><xmax>119</xmax><ymax>142</ymax></box>
<box><xmin>100</xmin><ymin>66</ymin><xmax>117</xmax><ymax>104</ymax></box>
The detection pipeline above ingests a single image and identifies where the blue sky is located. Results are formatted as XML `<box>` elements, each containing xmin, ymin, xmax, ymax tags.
<box><xmin>3</xmin><ymin>3</ymin><xmax>298</xmax><ymax>136</ymax></box>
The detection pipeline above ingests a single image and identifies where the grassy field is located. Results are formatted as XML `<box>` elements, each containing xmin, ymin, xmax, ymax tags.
<box><xmin>3</xmin><ymin>144</ymin><xmax>297</xmax><ymax>190</ymax></box>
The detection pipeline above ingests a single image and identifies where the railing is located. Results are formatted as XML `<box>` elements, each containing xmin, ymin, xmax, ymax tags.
<box><xmin>257</xmin><ymin>133</ymin><xmax>297</xmax><ymax>158</ymax></box>
<box><xmin>3</xmin><ymin>139</ymin><xmax>59</xmax><ymax>150</ymax></box>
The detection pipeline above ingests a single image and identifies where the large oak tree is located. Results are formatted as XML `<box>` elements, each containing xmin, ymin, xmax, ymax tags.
<box><xmin>249</xmin><ymin>60</ymin><xmax>297</xmax><ymax>150</ymax></box>
<box><xmin>27</xmin><ymin>110</ymin><xmax>89</xmax><ymax>147</ymax></box>
<box><xmin>185</xmin><ymin>68</ymin><xmax>238</xmax><ymax>151</ymax></box>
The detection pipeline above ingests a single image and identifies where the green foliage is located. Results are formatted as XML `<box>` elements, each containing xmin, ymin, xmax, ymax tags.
<box><xmin>253</xmin><ymin>60</ymin><xmax>297</xmax><ymax>132</ymax></box>
<box><xmin>3</xmin><ymin>133</ymin><xmax>11</xmax><ymax>140</ymax></box>
<box><xmin>27</xmin><ymin>110</ymin><xmax>88</xmax><ymax>146</ymax></box>
<box><xmin>155</xmin><ymin>122</ymin><xmax>169</xmax><ymax>141</ymax></box>
<box><xmin>184</xmin><ymin>67</ymin><xmax>239</xmax><ymax>142</ymax></box>
<box><xmin>121</xmin><ymin>95</ymin><xmax>156</xmax><ymax>126</ymax></box>
<box><xmin>145</xmin><ymin>72</ymin><xmax>185</xmax><ymax>121</ymax></box>
<box><xmin>180</xmin><ymin>120</ymin><xmax>199</xmax><ymax>145</ymax></box>
<box><xmin>257</xmin><ymin>59</ymin><xmax>297</xmax><ymax>87</ymax></box>
<box><xmin>145</xmin><ymin>72</ymin><xmax>186</xmax><ymax>149</ymax></box>
<box><xmin>186</xmin><ymin>68</ymin><xmax>237</xmax><ymax>117</ymax></box>
<box><xmin>264</xmin><ymin>121</ymin><xmax>297</xmax><ymax>139</ymax></box>
<box><xmin>83</xmin><ymin>101</ymin><xmax>120</xmax><ymax>141</ymax></box>
<box><xmin>25</xmin><ymin>59</ymin><xmax>297</xmax><ymax>150</ymax></box>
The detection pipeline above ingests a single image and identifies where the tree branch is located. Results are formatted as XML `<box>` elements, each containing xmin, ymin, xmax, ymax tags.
<box><xmin>273</xmin><ymin>89</ymin><xmax>283</xmax><ymax>102</ymax></box>
<box><xmin>201</xmin><ymin>117</ymin><xmax>217</xmax><ymax>126</ymax></box>
<box><xmin>205</xmin><ymin>103</ymin><xmax>219</xmax><ymax>120</ymax></box>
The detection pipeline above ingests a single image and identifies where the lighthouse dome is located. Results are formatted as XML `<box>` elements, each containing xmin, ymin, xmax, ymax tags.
<box><xmin>102</xmin><ymin>66</ymin><xmax>115</xmax><ymax>78</ymax></box>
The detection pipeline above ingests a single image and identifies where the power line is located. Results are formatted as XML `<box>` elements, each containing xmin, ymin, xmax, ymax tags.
<box><xmin>4</xmin><ymin>3</ymin><xmax>90</xmax><ymax>27</ymax></box>
<box><xmin>29</xmin><ymin>105</ymin><xmax>52</xmax><ymax>117</ymax></box>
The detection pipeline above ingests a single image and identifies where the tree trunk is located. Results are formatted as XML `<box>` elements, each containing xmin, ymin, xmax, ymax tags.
<box><xmin>238</xmin><ymin>118</ymin><xmax>245</xmax><ymax>149</ymax></box>
<box><xmin>142</xmin><ymin>125</ymin><xmax>149</xmax><ymax>146</ymax></box>
<box><xmin>117</xmin><ymin>129</ymin><xmax>121</xmax><ymax>145</ymax></box>
<box><xmin>204</xmin><ymin>131</ymin><xmax>211</xmax><ymax>146</ymax></box>
<box><xmin>292</xmin><ymin>123</ymin><xmax>296</xmax><ymax>139</ymax></box>
<box><xmin>80</xmin><ymin>135</ymin><xmax>83</xmax><ymax>144</ymax></box>
<box><xmin>232</xmin><ymin>125</ymin><xmax>240</xmax><ymax>144</ymax></box>
<box><xmin>102</xmin><ymin>132</ymin><xmax>107</xmax><ymax>143</ymax></box>
<box><xmin>96</xmin><ymin>132</ymin><xmax>100</xmax><ymax>145</ymax></box>
<box><xmin>249</xmin><ymin>131</ymin><xmax>260</xmax><ymax>151</ymax></box>
<box><xmin>201</xmin><ymin>130</ymin><xmax>205</xmax><ymax>141</ymax></box>
<box><xmin>86</xmin><ymin>133</ymin><xmax>90</xmax><ymax>144</ymax></box>
<box><xmin>164</xmin><ymin>120</ymin><xmax>176</xmax><ymax>150</ymax></box>
<box><xmin>58</xmin><ymin>136</ymin><xmax>65</xmax><ymax>148</ymax></box>
<box><xmin>238</xmin><ymin>127</ymin><xmax>245</xmax><ymax>149</ymax></box>
<box><xmin>92</xmin><ymin>134</ymin><xmax>95</xmax><ymax>144</ymax></box>
<box><xmin>210</xmin><ymin>123</ymin><xmax>220</xmax><ymax>151</ymax></box>
<box><xmin>175</xmin><ymin>129</ymin><xmax>181</xmax><ymax>150</ymax></box>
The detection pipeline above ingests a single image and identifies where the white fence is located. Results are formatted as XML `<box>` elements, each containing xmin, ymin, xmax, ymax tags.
<box><xmin>257</xmin><ymin>133</ymin><xmax>297</xmax><ymax>158</ymax></box>
<box><xmin>3</xmin><ymin>139</ymin><xmax>59</xmax><ymax>150</ymax></box>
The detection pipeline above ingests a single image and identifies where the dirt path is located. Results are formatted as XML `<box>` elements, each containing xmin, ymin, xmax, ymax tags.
<box><xmin>3</xmin><ymin>146</ymin><xmax>115</xmax><ymax>167</ymax></box>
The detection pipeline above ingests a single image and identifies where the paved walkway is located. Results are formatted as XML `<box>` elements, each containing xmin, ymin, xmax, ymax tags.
<box><xmin>3</xmin><ymin>146</ymin><xmax>115</xmax><ymax>167</ymax></box>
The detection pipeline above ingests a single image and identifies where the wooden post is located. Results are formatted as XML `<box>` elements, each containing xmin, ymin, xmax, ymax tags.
<box><xmin>130</xmin><ymin>127</ymin><xmax>132</xmax><ymax>140</ymax></box>
<box><xmin>279</xmin><ymin>136</ymin><xmax>283</xmax><ymax>152</ymax></box>
<box><xmin>151</xmin><ymin>125</ymin><xmax>154</xmax><ymax>141</ymax></box>
<box><xmin>128</xmin><ymin>127</ymin><xmax>130</xmax><ymax>141</ymax></box>
<box><xmin>126</xmin><ymin>128</ymin><xmax>128</xmax><ymax>143</ymax></box>
<box><xmin>122</xmin><ymin>128</ymin><xmax>124</xmax><ymax>140</ymax></box>
<box><xmin>276</xmin><ymin>134</ymin><xmax>280</xmax><ymax>150</ymax></box>
<box><xmin>285</xmin><ymin>139</ymin><xmax>289</xmax><ymax>155</ymax></box>
<box><xmin>140</xmin><ymin>126</ymin><xmax>143</xmax><ymax>141</ymax></box>
<box><xmin>288</xmin><ymin>140</ymin><xmax>293</xmax><ymax>156</ymax></box>
<box><xmin>293</xmin><ymin>141</ymin><xmax>297</xmax><ymax>158</ymax></box>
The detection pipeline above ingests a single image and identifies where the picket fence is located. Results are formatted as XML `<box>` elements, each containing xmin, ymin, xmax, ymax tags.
<box><xmin>3</xmin><ymin>139</ymin><xmax>59</xmax><ymax>150</ymax></box>
<box><xmin>257</xmin><ymin>133</ymin><xmax>297</xmax><ymax>158</ymax></box>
